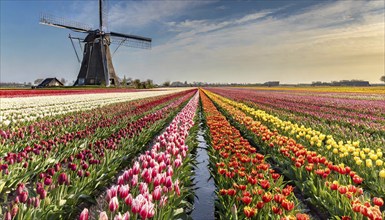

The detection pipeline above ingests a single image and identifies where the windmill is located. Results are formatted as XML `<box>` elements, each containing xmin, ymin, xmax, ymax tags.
<box><xmin>40</xmin><ymin>0</ymin><xmax>151</xmax><ymax>86</ymax></box>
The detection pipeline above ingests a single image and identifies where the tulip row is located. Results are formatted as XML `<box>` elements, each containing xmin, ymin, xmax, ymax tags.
<box><xmin>0</xmin><ymin>90</ymin><xmax>194</xmax><ymax>196</ymax></box>
<box><xmin>0</xmin><ymin>88</ymin><xmax>189</xmax><ymax>127</ymax></box>
<box><xmin>80</xmin><ymin>91</ymin><xmax>199</xmax><ymax>220</ymax></box>
<box><xmin>200</xmin><ymin>90</ymin><xmax>310</xmax><ymax>219</ymax></box>
<box><xmin>0</xmin><ymin>90</ymin><xmax>194</xmax><ymax>152</ymax></box>
<box><xmin>0</xmin><ymin>88</ymin><xmax>145</xmax><ymax>98</ymax></box>
<box><xmin>206</xmin><ymin>88</ymin><xmax>385</xmax><ymax>196</ymax></box>
<box><xmin>1</xmin><ymin>90</ymin><xmax>197</xmax><ymax>219</ymax></box>
<box><xmin>203</xmin><ymin>89</ymin><xmax>384</xmax><ymax>219</ymax></box>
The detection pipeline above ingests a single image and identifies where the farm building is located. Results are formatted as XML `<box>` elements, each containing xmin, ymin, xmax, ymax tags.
<box><xmin>36</xmin><ymin>78</ymin><xmax>64</xmax><ymax>88</ymax></box>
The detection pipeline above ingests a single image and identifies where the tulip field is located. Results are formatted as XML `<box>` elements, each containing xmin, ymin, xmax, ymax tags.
<box><xmin>0</xmin><ymin>87</ymin><xmax>384</xmax><ymax>220</ymax></box>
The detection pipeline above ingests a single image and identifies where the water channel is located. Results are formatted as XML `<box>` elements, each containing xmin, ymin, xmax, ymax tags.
<box><xmin>190</xmin><ymin>121</ymin><xmax>216</xmax><ymax>220</ymax></box>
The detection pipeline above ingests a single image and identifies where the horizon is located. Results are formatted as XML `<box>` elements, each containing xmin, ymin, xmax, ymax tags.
<box><xmin>1</xmin><ymin>0</ymin><xmax>384</xmax><ymax>84</ymax></box>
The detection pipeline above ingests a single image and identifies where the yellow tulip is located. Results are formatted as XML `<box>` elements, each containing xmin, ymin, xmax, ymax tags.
<box><xmin>356</xmin><ymin>160</ymin><xmax>363</xmax><ymax>166</ymax></box>
<box><xmin>370</xmin><ymin>154</ymin><xmax>378</xmax><ymax>161</ymax></box>
<box><xmin>376</xmin><ymin>160</ymin><xmax>383</xmax><ymax>166</ymax></box>
<box><xmin>380</xmin><ymin>169</ymin><xmax>385</xmax><ymax>178</ymax></box>
<box><xmin>366</xmin><ymin>159</ymin><xmax>373</xmax><ymax>168</ymax></box>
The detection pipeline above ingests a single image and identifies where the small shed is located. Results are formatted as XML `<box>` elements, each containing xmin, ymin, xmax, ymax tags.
<box><xmin>37</xmin><ymin>78</ymin><xmax>64</xmax><ymax>88</ymax></box>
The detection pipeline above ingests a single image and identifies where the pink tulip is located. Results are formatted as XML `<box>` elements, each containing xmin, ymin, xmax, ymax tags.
<box><xmin>11</xmin><ymin>205</ymin><xmax>18</xmax><ymax>217</ymax></box>
<box><xmin>174</xmin><ymin>158</ymin><xmax>182</xmax><ymax>168</ymax></box>
<box><xmin>16</xmin><ymin>183</ymin><xmax>25</xmax><ymax>195</ymax></box>
<box><xmin>44</xmin><ymin>177</ymin><xmax>52</xmax><ymax>185</ymax></box>
<box><xmin>39</xmin><ymin>189</ymin><xmax>47</xmax><ymax>199</ymax></box>
<box><xmin>122</xmin><ymin>212</ymin><xmax>130</xmax><ymax>220</ymax></box>
<box><xmin>106</xmin><ymin>186</ymin><xmax>118</xmax><ymax>202</ymax></box>
<box><xmin>174</xmin><ymin>179</ymin><xmax>181</xmax><ymax>196</ymax></box>
<box><xmin>165</xmin><ymin>176</ymin><xmax>173</xmax><ymax>188</ymax></box>
<box><xmin>132</xmin><ymin>162</ymin><xmax>140</xmax><ymax>175</ymax></box>
<box><xmin>139</xmin><ymin>182</ymin><xmax>148</xmax><ymax>194</ymax></box>
<box><xmin>131</xmin><ymin>195</ymin><xmax>146</xmax><ymax>214</ymax></box>
<box><xmin>99</xmin><ymin>211</ymin><xmax>108</xmax><ymax>220</ymax></box>
<box><xmin>34</xmin><ymin>197</ymin><xmax>41</xmax><ymax>208</ymax></box>
<box><xmin>109</xmin><ymin>197</ymin><xmax>119</xmax><ymax>212</ymax></box>
<box><xmin>118</xmin><ymin>185</ymin><xmax>130</xmax><ymax>199</ymax></box>
<box><xmin>123</xmin><ymin>169</ymin><xmax>132</xmax><ymax>182</ymax></box>
<box><xmin>79</xmin><ymin>208</ymin><xmax>89</xmax><ymax>220</ymax></box>
<box><xmin>124</xmin><ymin>194</ymin><xmax>133</xmax><ymax>206</ymax></box>
<box><xmin>152</xmin><ymin>186</ymin><xmax>162</xmax><ymax>201</ymax></box>
<box><xmin>18</xmin><ymin>190</ymin><xmax>29</xmax><ymax>203</ymax></box>
<box><xmin>114</xmin><ymin>213</ymin><xmax>122</xmax><ymax>220</ymax></box>
<box><xmin>4</xmin><ymin>211</ymin><xmax>12</xmax><ymax>220</ymax></box>
<box><xmin>58</xmin><ymin>173</ymin><xmax>69</xmax><ymax>185</ymax></box>
<box><xmin>130</xmin><ymin>175</ymin><xmax>138</xmax><ymax>187</ymax></box>
<box><xmin>166</xmin><ymin>166</ymin><xmax>173</xmax><ymax>176</ymax></box>
<box><xmin>139</xmin><ymin>201</ymin><xmax>155</xmax><ymax>219</ymax></box>
<box><xmin>117</xmin><ymin>176</ymin><xmax>125</xmax><ymax>185</ymax></box>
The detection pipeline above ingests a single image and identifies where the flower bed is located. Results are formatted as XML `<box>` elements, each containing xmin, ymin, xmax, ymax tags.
<box><xmin>200</xmin><ymin>90</ymin><xmax>309</xmax><ymax>219</ymax></box>
<box><xmin>203</xmin><ymin>89</ymin><xmax>384</xmax><ymax>219</ymax></box>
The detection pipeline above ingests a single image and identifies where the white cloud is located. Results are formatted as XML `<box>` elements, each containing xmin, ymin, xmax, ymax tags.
<box><xmin>108</xmin><ymin>1</ymin><xmax>209</xmax><ymax>30</ymax></box>
<box><xmin>116</xmin><ymin>1</ymin><xmax>384</xmax><ymax>84</ymax></box>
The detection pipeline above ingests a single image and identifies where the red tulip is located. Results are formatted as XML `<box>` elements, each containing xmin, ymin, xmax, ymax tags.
<box><xmin>259</xmin><ymin>180</ymin><xmax>270</xmax><ymax>189</ymax></box>
<box><xmin>243</xmin><ymin>206</ymin><xmax>256</xmax><ymax>218</ymax></box>
<box><xmin>373</xmin><ymin>197</ymin><xmax>384</xmax><ymax>207</ymax></box>
<box><xmin>227</xmin><ymin>189</ymin><xmax>236</xmax><ymax>196</ymax></box>
<box><xmin>256</xmin><ymin>201</ymin><xmax>264</xmax><ymax>209</ymax></box>
<box><xmin>274</xmin><ymin>193</ymin><xmax>284</xmax><ymax>204</ymax></box>
<box><xmin>262</xmin><ymin>192</ymin><xmax>273</xmax><ymax>203</ymax></box>
<box><xmin>281</xmin><ymin>199</ymin><xmax>295</xmax><ymax>211</ymax></box>
<box><xmin>296</xmin><ymin>213</ymin><xmax>310</xmax><ymax>220</ymax></box>
<box><xmin>241</xmin><ymin>196</ymin><xmax>252</xmax><ymax>205</ymax></box>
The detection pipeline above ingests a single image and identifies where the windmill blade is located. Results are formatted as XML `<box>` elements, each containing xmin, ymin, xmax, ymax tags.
<box><xmin>99</xmin><ymin>0</ymin><xmax>108</xmax><ymax>32</ymax></box>
<box><xmin>40</xmin><ymin>13</ymin><xmax>93</xmax><ymax>33</ymax></box>
<box><xmin>109</xmin><ymin>32</ymin><xmax>152</xmax><ymax>49</ymax></box>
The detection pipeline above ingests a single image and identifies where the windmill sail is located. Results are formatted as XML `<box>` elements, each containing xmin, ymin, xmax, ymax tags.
<box><xmin>109</xmin><ymin>32</ymin><xmax>152</xmax><ymax>49</ymax></box>
<box><xmin>40</xmin><ymin>14</ymin><xmax>92</xmax><ymax>33</ymax></box>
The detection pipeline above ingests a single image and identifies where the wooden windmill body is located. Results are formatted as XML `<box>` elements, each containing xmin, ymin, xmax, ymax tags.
<box><xmin>40</xmin><ymin>0</ymin><xmax>151</xmax><ymax>86</ymax></box>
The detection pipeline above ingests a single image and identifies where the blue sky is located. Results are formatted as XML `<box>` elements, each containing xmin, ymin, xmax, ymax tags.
<box><xmin>1</xmin><ymin>0</ymin><xmax>384</xmax><ymax>84</ymax></box>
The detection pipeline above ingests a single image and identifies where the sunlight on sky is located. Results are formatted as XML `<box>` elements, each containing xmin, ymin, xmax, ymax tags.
<box><xmin>0</xmin><ymin>0</ymin><xmax>384</xmax><ymax>84</ymax></box>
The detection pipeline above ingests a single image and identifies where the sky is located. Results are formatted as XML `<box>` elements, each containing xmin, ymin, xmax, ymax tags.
<box><xmin>0</xmin><ymin>0</ymin><xmax>384</xmax><ymax>84</ymax></box>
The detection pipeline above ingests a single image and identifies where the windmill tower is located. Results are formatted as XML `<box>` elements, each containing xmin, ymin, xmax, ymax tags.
<box><xmin>40</xmin><ymin>0</ymin><xmax>151</xmax><ymax>86</ymax></box>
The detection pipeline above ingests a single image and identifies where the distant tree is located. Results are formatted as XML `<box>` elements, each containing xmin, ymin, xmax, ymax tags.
<box><xmin>132</xmin><ymin>79</ymin><xmax>141</xmax><ymax>89</ymax></box>
<box><xmin>145</xmin><ymin>79</ymin><xmax>154</xmax><ymax>89</ymax></box>
<box><xmin>122</xmin><ymin>75</ymin><xmax>127</xmax><ymax>87</ymax></box>
<box><xmin>34</xmin><ymin>78</ymin><xmax>44</xmax><ymax>85</ymax></box>
<box><xmin>163</xmin><ymin>81</ymin><xmax>171</xmax><ymax>87</ymax></box>
<box><xmin>381</xmin><ymin>75</ymin><xmax>385</xmax><ymax>83</ymax></box>
<box><xmin>60</xmin><ymin>78</ymin><xmax>67</xmax><ymax>85</ymax></box>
